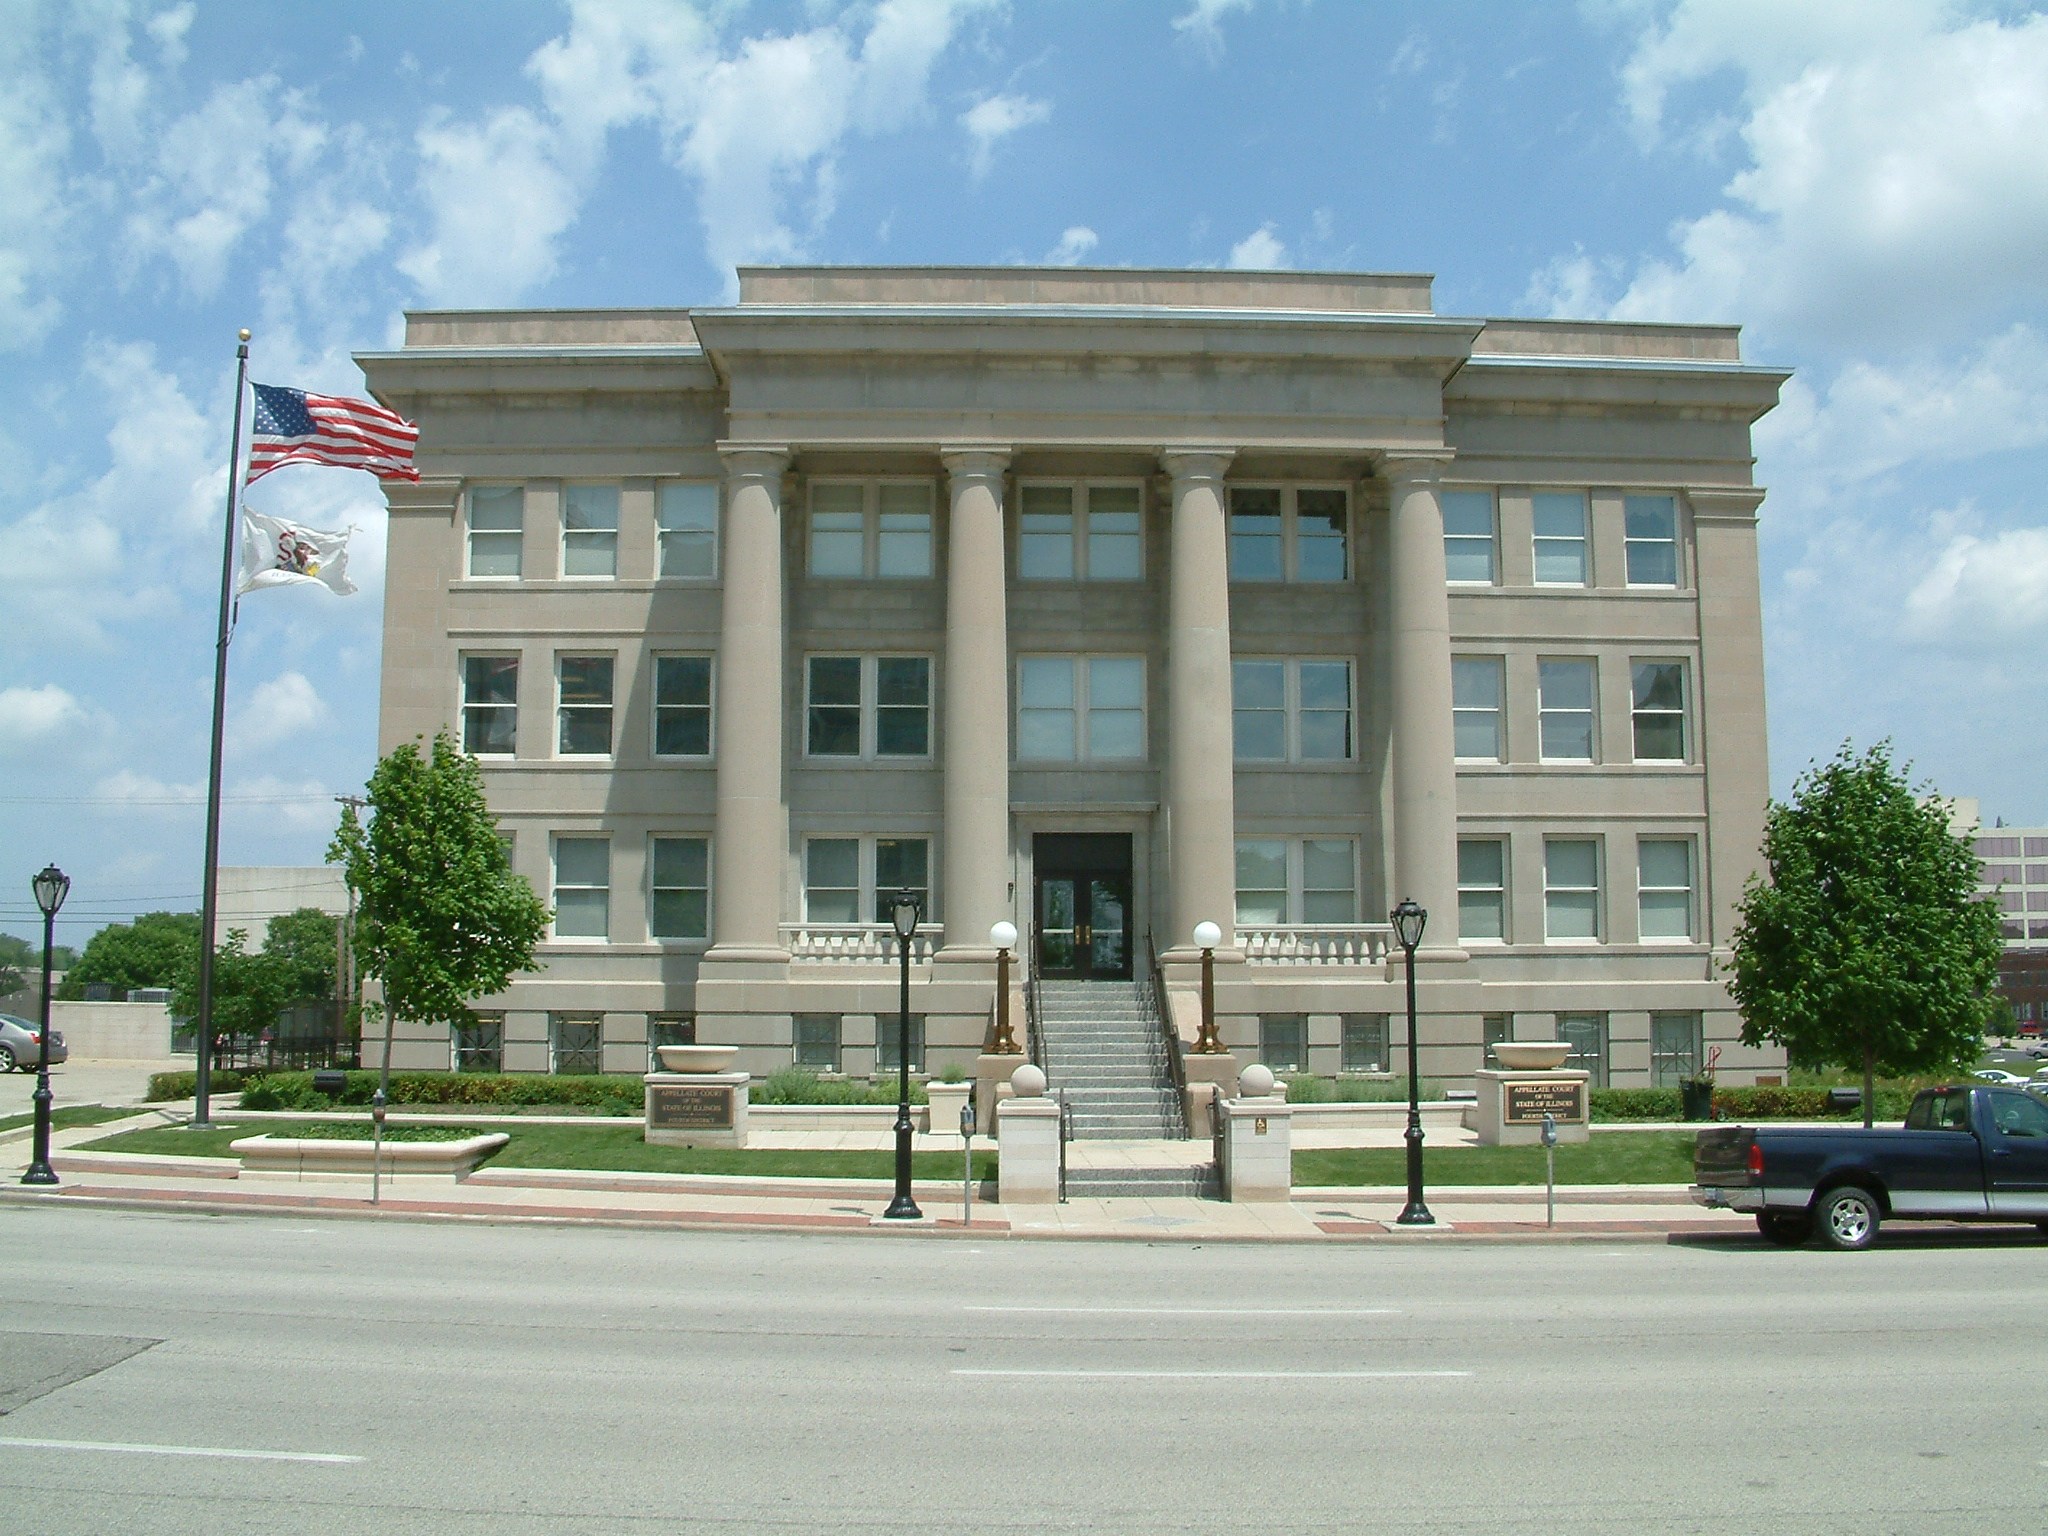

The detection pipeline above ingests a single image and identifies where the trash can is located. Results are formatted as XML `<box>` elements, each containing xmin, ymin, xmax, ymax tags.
<box><xmin>312</xmin><ymin>1070</ymin><xmax>348</xmax><ymax>1097</ymax></box>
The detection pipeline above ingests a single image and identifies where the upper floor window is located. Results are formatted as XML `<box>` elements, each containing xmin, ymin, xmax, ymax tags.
<box><xmin>803</xmin><ymin>836</ymin><xmax>930</xmax><ymax>923</ymax></box>
<box><xmin>1227</xmin><ymin>486</ymin><xmax>1349</xmax><ymax>583</ymax></box>
<box><xmin>1538</xmin><ymin>658</ymin><xmax>1597</xmax><ymax>762</ymax></box>
<box><xmin>557</xmin><ymin>654</ymin><xmax>614</xmax><ymax>755</ymax></box>
<box><xmin>649</xmin><ymin>836</ymin><xmax>710</xmax><ymax>941</ymax></box>
<box><xmin>467</xmin><ymin>486</ymin><xmax>523</xmax><ymax>578</ymax></box>
<box><xmin>805</xmin><ymin>656</ymin><xmax>931</xmax><ymax>759</ymax></box>
<box><xmin>658</xmin><ymin>482</ymin><xmax>718</xmax><ymax>579</ymax></box>
<box><xmin>1017</xmin><ymin>656</ymin><xmax>1145</xmax><ymax>761</ymax></box>
<box><xmin>1624</xmin><ymin>495</ymin><xmax>1680</xmax><ymax>587</ymax></box>
<box><xmin>552</xmin><ymin>836</ymin><xmax>610</xmax><ymax>940</ymax></box>
<box><xmin>1458</xmin><ymin>838</ymin><xmax>1507</xmax><ymax>942</ymax></box>
<box><xmin>1452</xmin><ymin>656</ymin><xmax>1504</xmax><ymax>762</ymax></box>
<box><xmin>1631</xmin><ymin>660</ymin><xmax>1688</xmax><ymax>761</ymax></box>
<box><xmin>808</xmin><ymin>481</ymin><xmax>934</xmax><ymax>579</ymax></box>
<box><xmin>1532</xmin><ymin>491</ymin><xmax>1589</xmax><ymax>585</ymax></box>
<box><xmin>1235</xmin><ymin>837</ymin><xmax>1357</xmax><ymax>925</ymax></box>
<box><xmin>653</xmin><ymin>655</ymin><xmax>712</xmax><ymax>757</ymax></box>
<box><xmin>1442</xmin><ymin>490</ymin><xmax>1497</xmax><ymax>584</ymax></box>
<box><xmin>1019</xmin><ymin>482</ymin><xmax>1144</xmax><ymax>580</ymax></box>
<box><xmin>1637</xmin><ymin>838</ymin><xmax>1695</xmax><ymax>941</ymax></box>
<box><xmin>1232</xmin><ymin>658</ymin><xmax>1353</xmax><ymax>762</ymax></box>
<box><xmin>562</xmin><ymin>485</ymin><xmax>619</xmax><ymax>577</ymax></box>
<box><xmin>461</xmin><ymin>655</ymin><xmax>517</xmax><ymax>757</ymax></box>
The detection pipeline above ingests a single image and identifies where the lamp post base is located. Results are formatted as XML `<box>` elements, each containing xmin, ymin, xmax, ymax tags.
<box><xmin>1395</xmin><ymin>1201</ymin><xmax>1435</xmax><ymax>1226</ymax></box>
<box><xmin>21</xmin><ymin>1077</ymin><xmax>57</xmax><ymax>1186</ymax></box>
<box><xmin>883</xmin><ymin>1116</ymin><xmax>922</xmax><ymax>1219</ymax></box>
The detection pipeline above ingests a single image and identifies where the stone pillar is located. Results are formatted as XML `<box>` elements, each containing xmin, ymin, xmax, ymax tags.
<box><xmin>940</xmin><ymin>449</ymin><xmax>1012</xmax><ymax>958</ymax></box>
<box><xmin>1380</xmin><ymin>452</ymin><xmax>1465</xmax><ymax>960</ymax></box>
<box><xmin>708</xmin><ymin>447</ymin><xmax>791</xmax><ymax>960</ymax></box>
<box><xmin>1162</xmin><ymin>450</ymin><xmax>1238</xmax><ymax>955</ymax></box>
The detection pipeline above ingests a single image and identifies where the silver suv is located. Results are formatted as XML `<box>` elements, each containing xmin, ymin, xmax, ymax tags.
<box><xmin>0</xmin><ymin>1013</ymin><xmax>67</xmax><ymax>1073</ymax></box>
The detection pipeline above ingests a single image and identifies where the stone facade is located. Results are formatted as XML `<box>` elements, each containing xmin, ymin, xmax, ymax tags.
<box><xmin>355</xmin><ymin>265</ymin><xmax>1788</xmax><ymax>1088</ymax></box>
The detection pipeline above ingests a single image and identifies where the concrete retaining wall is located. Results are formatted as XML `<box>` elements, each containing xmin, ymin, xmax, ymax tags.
<box><xmin>47</xmin><ymin>1001</ymin><xmax>175</xmax><ymax>1060</ymax></box>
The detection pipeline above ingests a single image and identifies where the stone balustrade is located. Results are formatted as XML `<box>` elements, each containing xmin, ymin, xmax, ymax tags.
<box><xmin>779</xmin><ymin>923</ymin><xmax>941</xmax><ymax>964</ymax></box>
<box><xmin>1237</xmin><ymin>924</ymin><xmax>1395</xmax><ymax>965</ymax></box>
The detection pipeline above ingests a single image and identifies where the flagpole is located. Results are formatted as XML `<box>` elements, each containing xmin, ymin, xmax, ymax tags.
<box><xmin>192</xmin><ymin>327</ymin><xmax>251</xmax><ymax>1131</ymax></box>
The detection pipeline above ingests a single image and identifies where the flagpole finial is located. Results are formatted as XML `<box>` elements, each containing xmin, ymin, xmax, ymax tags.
<box><xmin>238</xmin><ymin>328</ymin><xmax>251</xmax><ymax>342</ymax></box>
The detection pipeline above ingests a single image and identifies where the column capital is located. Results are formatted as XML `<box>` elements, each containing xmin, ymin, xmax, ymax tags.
<box><xmin>717</xmin><ymin>444</ymin><xmax>791</xmax><ymax>482</ymax></box>
<box><xmin>1685</xmin><ymin>486</ymin><xmax>1767</xmax><ymax>523</ymax></box>
<box><xmin>1160</xmin><ymin>447</ymin><xmax>1236</xmax><ymax>485</ymax></box>
<box><xmin>940</xmin><ymin>446</ymin><xmax>1011</xmax><ymax>481</ymax></box>
<box><xmin>1374</xmin><ymin>449</ymin><xmax>1455</xmax><ymax>489</ymax></box>
<box><xmin>382</xmin><ymin>475</ymin><xmax>463</xmax><ymax>516</ymax></box>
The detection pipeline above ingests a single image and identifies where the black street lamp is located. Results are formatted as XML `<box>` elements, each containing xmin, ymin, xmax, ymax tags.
<box><xmin>1390</xmin><ymin>897</ymin><xmax>1433</xmax><ymax>1226</ymax></box>
<box><xmin>22</xmin><ymin>863</ymin><xmax>70</xmax><ymax>1187</ymax></box>
<box><xmin>883</xmin><ymin>891</ymin><xmax>924</xmax><ymax>1220</ymax></box>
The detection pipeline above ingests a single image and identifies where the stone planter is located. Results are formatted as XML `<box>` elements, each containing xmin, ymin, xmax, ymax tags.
<box><xmin>923</xmin><ymin>1080</ymin><xmax>972</xmax><ymax>1135</ymax></box>
<box><xmin>656</xmin><ymin>1044</ymin><xmax>738</xmax><ymax>1074</ymax></box>
<box><xmin>1492</xmin><ymin>1041</ymin><xmax>1571</xmax><ymax>1071</ymax></box>
<box><xmin>231</xmin><ymin>1131</ymin><xmax>509</xmax><ymax>1180</ymax></box>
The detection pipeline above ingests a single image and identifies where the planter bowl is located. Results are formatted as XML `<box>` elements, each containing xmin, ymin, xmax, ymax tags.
<box><xmin>1492</xmin><ymin>1041</ymin><xmax>1571</xmax><ymax>1071</ymax></box>
<box><xmin>657</xmin><ymin>1044</ymin><xmax>739</xmax><ymax>1074</ymax></box>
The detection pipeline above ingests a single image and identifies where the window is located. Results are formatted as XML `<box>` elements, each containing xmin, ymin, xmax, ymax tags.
<box><xmin>1341</xmin><ymin>1014</ymin><xmax>1390</xmax><ymax>1074</ymax></box>
<box><xmin>557</xmin><ymin>655</ymin><xmax>614</xmax><ymax>755</ymax></box>
<box><xmin>803</xmin><ymin>837</ymin><xmax>931</xmax><ymax>924</ymax></box>
<box><xmin>467</xmin><ymin>486</ymin><xmax>523</xmax><ymax>577</ymax></box>
<box><xmin>647</xmin><ymin>1013</ymin><xmax>695</xmax><ymax>1072</ymax></box>
<box><xmin>2030</xmin><ymin>838</ymin><xmax>2048</xmax><ymax>857</ymax></box>
<box><xmin>794</xmin><ymin>1014</ymin><xmax>842</xmax><ymax>1072</ymax></box>
<box><xmin>876</xmin><ymin>1016</ymin><xmax>925</xmax><ymax>1074</ymax></box>
<box><xmin>1625</xmin><ymin>495</ymin><xmax>1680</xmax><ymax>586</ymax></box>
<box><xmin>805</xmin><ymin>656</ymin><xmax>931</xmax><ymax>759</ymax></box>
<box><xmin>1557</xmin><ymin>1013</ymin><xmax>1608</xmax><ymax>1088</ymax></box>
<box><xmin>1452</xmin><ymin>657</ymin><xmax>1504</xmax><ymax>761</ymax></box>
<box><xmin>453</xmin><ymin>1012</ymin><xmax>503</xmax><ymax>1073</ymax></box>
<box><xmin>1651</xmin><ymin>1012</ymin><xmax>1703</xmax><ymax>1086</ymax></box>
<box><xmin>1442</xmin><ymin>490</ymin><xmax>1497</xmax><ymax>584</ymax></box>
<box><xmin>1018</xmin><ymin>483</ymin><xmax>1143</xmax><ymax>579</ymax></box>
<box><xmin>1016</xmin><ymin>656</ymin><xmax>1145</xmax><ymax>761</ymax></box>
<box><xmin>1631</xmin><ymin>661</ymin><xmax>1687</xmax><ymax>761</ymax></box>
<box><xmin>1231</xmin><ymin>658</ymin><xmax>1353</xmax><ymax>761</ymax></box>
<box><xmin>1532</xmin><ymin>492</ymin><xmax>1589</xmax><ymax>585</ymax></box>
<box><xmin>658</xmin><ymin>482</ymin><xmax>718</xmax><ymax>578</ymax></box>
<box><xmin>653</xmin><ymin>656</ymin><xmax>711</xmax><ymax>757</ymax></box>
<box><xmin>1482</xmin><ymin>1014</ymin><xmax>1510</xmax><ymax>1068</ymax></box>
<box><xmin>551</xmin><ymin>1013</ymin><xmax>602</xmax><ymax>1075</ymax></box>
<box><xmin>1227</xmin><ymin>486</ymin><xmax>1349</xmax><ymax>582</ymax></box>
<box><xmin>808</xmin><ymin>481</ymin><xmax>934</xmax><ymax>578</ymax></box>
<box><xmin>461</xmin><ymin>655</ymin><xmax>517</xmax><ymax>756</ymax></box>
<box><xmin>562</xmin><ymin>484</ymin><xmax>619</xmax><ymax>577</ymax></box>
<box><xmin>1978</xmin><ymin>836</ymin><xmax>2022</xmax><ymax>858</ymax></box>
<box><xmin>1234</xmin><ymin>838</ymin><xmax>1357</xmax><ymax>924</ymax></box>
<box><xmin>1538</xmin><ymin>658</ymin><xmax>1597</xmax><ymax>761</ymax></box>
<box><xmin>1458</xmin><ymin>839</ymin><xmax>1507</xmax><ymax>942</ymax></box>
<box><xmin>1260</xmin><ymin>1015</ymin><xmax>1307</xmax><ymax>1074</ymax></box>
<box><xmin>1637</xmin><ymin>838</ymin><xmax>1695</xmax><ymax>941</ymax></box>
<box><xmin>1544</xmin><ymin>838</ymin><xmax>1600</xmax><ymax>941</ymax></box>
<box><xmin>553</xmin><ymin>836</ymin><xmax>610</xmax><ymax>940</ymax></box>
<box><xmin>650</xmin><ymin>836</ymin><xmax>709</xmax><ymax>941</ymax></box>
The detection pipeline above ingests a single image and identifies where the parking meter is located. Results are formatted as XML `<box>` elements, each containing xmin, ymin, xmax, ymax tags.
<box><xmin>1541</xmin><ymin>1114</ymin><xmax>1558</xmax><ymax>1228</ymax></box>
<box><xmin>959</xmin><ymin>1095</ymin><xmax>977</xmax><ymax>1226</ymax></box>
<box><xmin>1540</xmin><ymin>1113</ymin><xmax>1557</xmax><ymax>1148</ymax></box>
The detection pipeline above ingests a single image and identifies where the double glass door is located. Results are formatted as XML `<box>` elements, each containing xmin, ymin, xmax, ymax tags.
<box><xmin>1034</xmin><ymin>834</ymin><xmax>1132</xmax><ymax>980</ymax></box>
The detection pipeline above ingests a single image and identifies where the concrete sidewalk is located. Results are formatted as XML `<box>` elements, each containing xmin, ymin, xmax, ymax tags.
<box><xmin>0</xmin><ymin>1104</ymin><xmax>1756</xmax><ymax>1244</ymax></box>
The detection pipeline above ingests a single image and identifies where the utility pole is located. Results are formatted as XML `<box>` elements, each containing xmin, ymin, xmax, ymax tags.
<box><xmin>334</xmin><ymin>794</ymin><xmax>367</xmax><ymax>1068</ymax></box>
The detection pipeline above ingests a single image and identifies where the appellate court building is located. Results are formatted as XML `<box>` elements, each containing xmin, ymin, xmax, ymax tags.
<box><xmin>357</xmin><ymin>265</ymin><xmax>1789</xmax><ymax>1090</ymax></box>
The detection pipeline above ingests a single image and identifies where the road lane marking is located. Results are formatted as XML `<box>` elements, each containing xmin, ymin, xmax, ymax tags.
<box><xmin>0</xmin><ymin>1436</ymin><xmax>362</xmax><ymax>1465</ymax></box>
<box><xmin>953</xmin><ymin>1369</ymin><xmax>1468</xmax><ymax>1380</ymax></box>
<box><xmin>963</xmin><ymin>1306</ymin><xmax>1398</xmax><ymax>1316</ymax></box>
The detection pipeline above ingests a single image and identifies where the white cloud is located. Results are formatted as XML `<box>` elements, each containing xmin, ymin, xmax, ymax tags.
<box><xmin>146</xmin><ymin>4</ymin><xmax>197</xmax><ymax>67</ymax></box>
<box><xmin>92</xmin><ymin>768</ymin><xmax>205</xmax><ymax>810</ymax></box>
<box><xmin>1045</xmin><ymin>226</ymin><xmax>1098</xmax><ymax>265</ymax></box>
<box><xmin>398</xmin><ymin>107</ymin><xmax>581</xmax><ymax>305</ymax></box>
<box><xmin>1227</xmin><ymin>222</ymin><xmax>1288</xmax><ymax>269</ymax></box>
<box><xmin>1174</xmin><ymin>0</ymin><xmax>1257</xmax><ymax>63</ymax></box>
<box><xmin>0</xmin><ymin>30</ymin><xmax>72</xmax><ymax>349</ymax></box>
<box><xmin>0</xmin><ymin>685</ymin><xmax>95</xmax><ymax>755</ymax></box>
<box><xmin>961</xmin><ymin>91</ymin><xmax>1050</xmax><ymax>180</ymax></box>
<box><xmin>229</xmin><ymin>671</ymin><xmax>330</xmax><ymax>752</ymax></box>
<box><xmin>1904</xmin><ymin>526</ymin><xmax>2048</xmax><ymax>645</ymax></box>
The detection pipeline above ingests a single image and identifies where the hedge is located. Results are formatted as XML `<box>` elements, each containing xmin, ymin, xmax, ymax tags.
<box><xmin>145</xmin><ymin>1070</ymin><xmax>247</xmax><ymax>1101</ymax></box>
<box><xmin>751</xmin><ymin>1069</ymin><xmax>926</xmax><ymax>1106</ymax></box>
<box><xmin>1589</xmin><ymin>1085</ymin><xmax>1920</xmax><ymax>1122</ymax></box>
<box><xmin>229</xmin><ymin>1067</ymin><xmax>930</xmax><ymax>1114</ymax></box>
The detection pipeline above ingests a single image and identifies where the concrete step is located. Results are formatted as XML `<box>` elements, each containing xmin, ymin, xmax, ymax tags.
<box><xmin>1064</xmin><ymin>1165</ymin><xmax>1217</xmax><ymax>1196</ymax></box>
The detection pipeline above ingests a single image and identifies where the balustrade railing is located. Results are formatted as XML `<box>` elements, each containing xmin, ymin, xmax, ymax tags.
<box><xmin>1143</xmin><ymin>930</ymin><xmax>1191</xmax><ymax>1138</ymax></box>
<box><xmin>780</xmin><ymin>923</ymin><xmax>940</xmax><ymax>964</ymax></box>
<box><xmin>1237</xmin><ymin>924</ymin><xmax>1394</xmax><ymax>965</ymax></box>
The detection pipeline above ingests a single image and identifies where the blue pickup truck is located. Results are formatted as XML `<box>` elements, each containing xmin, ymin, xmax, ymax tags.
<box><xmin>1692</xmin><ymin>1084</ymin><xmax>2048</xmax><ymax>1250</ymax></box>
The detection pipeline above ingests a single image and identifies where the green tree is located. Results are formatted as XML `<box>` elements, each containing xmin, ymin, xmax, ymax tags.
<box><xmin>0</xmin><ymin>934</ymin><xmax>31</xmax><ymax>997</ymax></box>
<box><xmin>57</xmin><ymin>912</ymin><xmax>202</xmax><ymax>1000</ymax></box>
<box><xmin>170</xmin><ymin>930</ymin><xmax>294</xmax><ymax>1041</ymax></box>
<box><xmin>260</xmin><ymin>907</ymin><xmax>340</xmax><ymax>1004</ymax></box>
<box><xmin>328</xmin><ymin>732</ymin><xmax>548</xmax><ymax>1057</ymax></box>
<box><xmin>1729</xmin><ymin>742</ymin><xmax>2004</xmax><ymax>1126</ymax></box>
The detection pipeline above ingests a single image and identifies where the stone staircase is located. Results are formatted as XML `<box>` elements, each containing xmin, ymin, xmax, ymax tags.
<box><xmin>1036</xmin><ymin>978</ymin><xmax>1186</xmax><ymax>1141</ymax></box>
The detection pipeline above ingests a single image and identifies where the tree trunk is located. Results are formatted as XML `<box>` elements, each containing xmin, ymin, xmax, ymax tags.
<box><xmin>1862</xmin><ymin>1038</ymin><xmax>1876</xmax><ymax>1130</ymax></box>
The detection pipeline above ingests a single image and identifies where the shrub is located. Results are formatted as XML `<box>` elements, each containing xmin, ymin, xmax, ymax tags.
<box><xmin>1590</xmin><ymin>1088</ymin><xmax>1683</xmax><ymax>1122</ymax></box>
<box><xmin>145</xmin><ymin>1070</ymin><xmax>247</xmax><ymax>1102</ymax></box>
<box><xmin>237</xmin><ymin>1071</ymin><xmax>643</xmax><ymax>1116</ymax></box>
<box><xmin>752</xmin><ymin>1068</ymin><xmax>926</xmax><ymax>1106</ymax></box>
<box><xmin>1281</xmin><ymin>1074</ymin><xmax>1446</xmax><ymax>1104</ymax></box>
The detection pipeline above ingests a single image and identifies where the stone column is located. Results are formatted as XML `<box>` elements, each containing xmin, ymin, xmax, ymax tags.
<box><xmin>939</xmin><ymin>449</ymin><xmax>1012</xmax><ymax>958</ymax></box>
<box><xmin>1162</xmin><ymin>450</ymin><xmax>1238</xmax><ymax>954</ymax></box>
<box><xmin>708</xmin><ymin>447</ymin><xmax>791</xmax><ymax>960</ymax></box>
<box><xmin>1380</xmin><ymin>452</ymin><xmax>1465</xmax><ymax>959</ymax></box>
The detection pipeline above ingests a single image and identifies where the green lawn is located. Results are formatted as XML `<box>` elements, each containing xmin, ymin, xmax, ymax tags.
<box><xmin>0</xmin><ymin>1105</ymin><xmax>138</xmax><ymax>1135</ymax></box>
<box><xmin>1295</xmin><ymin>1132</ymin><xmax>1698</xmax><ymax>1187</ymax></box>
<box><xmin>78</xmin><ymin>1118</ymin><xmax>999</xmax><ymax>1181</ymax></box>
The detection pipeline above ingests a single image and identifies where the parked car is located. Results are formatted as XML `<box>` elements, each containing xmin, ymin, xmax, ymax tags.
<box><xmin>1693</xmin><ymin>1084</ymin><xmax>2048</xmax><ymax>1250</ymax></box>
<box><xmin>0</xmin><ymin>1013</ymin><xmax>67</xmax><ymax>1073</ymax></box>
<box><xmin>1975</xmin><ymin>1069</ymin><xmax>2030</xmax><ymax>1085</ymax></box>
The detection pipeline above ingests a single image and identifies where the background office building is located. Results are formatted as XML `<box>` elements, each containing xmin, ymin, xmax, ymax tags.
<box><xmin>358</xmin><ymin>265</ymin><xmax>1789</xmax><ymax>1091</ymax></box>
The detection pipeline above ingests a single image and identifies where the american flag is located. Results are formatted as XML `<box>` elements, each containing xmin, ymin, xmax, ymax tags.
<box><xmin>246</xmin><ymin>382</ymin><xmax>419</xmax><ymax>485</ymax></box>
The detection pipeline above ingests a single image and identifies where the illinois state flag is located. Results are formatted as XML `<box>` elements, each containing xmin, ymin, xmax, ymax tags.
<box><xmin>238</xmin><ymin>509</ymin><xmax>357</xmax><ymax>597</ymax></box>
<box><xmin>247</xmin><ymin>382</ymin><xmax>418</xmax><ymax>485</ymax></box>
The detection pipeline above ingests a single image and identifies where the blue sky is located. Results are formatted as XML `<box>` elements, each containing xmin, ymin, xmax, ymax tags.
<box><xmin>3</xmin><ymin>0</ymin><xmax>2045</xmax><ymax>946</ymax></box>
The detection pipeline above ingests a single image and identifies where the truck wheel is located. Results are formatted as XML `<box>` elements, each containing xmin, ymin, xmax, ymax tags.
<box><xmin>1757</xmin><ymin>1212</ymin><xmax>1813</xmax><ymax>1247</ymax></box>
<box><xmin>1817</xmin><ymin>1186</ymin><xmax>1881</xmax><ymax>1251</ymax></box>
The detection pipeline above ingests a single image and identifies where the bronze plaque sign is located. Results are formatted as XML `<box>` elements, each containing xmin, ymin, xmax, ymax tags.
<box><xmin>648</xmin><ymin>1083</ymin><xmax>735</xmax><ymax>1131</ymax></box>
<box><xmin>1504</xmin><ymin>1080</ymin><xmax>1585</xmax><ymax>1124</ymax></box>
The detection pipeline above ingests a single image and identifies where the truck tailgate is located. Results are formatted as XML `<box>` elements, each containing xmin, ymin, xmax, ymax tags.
<box><xmin>1694</xmin><ymin>1125</ymin><xmax>1755</xmax><ymax>1185</ymax></box>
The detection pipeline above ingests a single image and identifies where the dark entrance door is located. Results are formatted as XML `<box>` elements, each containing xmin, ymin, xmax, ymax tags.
<box><xmin>1034</xmin><ymin>833</ymin><xmax>1133</xmax><ymax>980</ymax></box>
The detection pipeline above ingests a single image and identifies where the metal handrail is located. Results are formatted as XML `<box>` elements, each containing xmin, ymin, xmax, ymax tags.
<box><xmin>1024</xmin><ymin>923</ymin><xmax>1045</xmax><ymax>1069</ymax></box>
<box><xmin>1058</xmin><ymin>1094</ymin><xmax>1071</xmax><ymax>1202</ymax></box>
<box><xmin>1143</xmin><ymin>930</ymin><xmax>1191</xmax><ymax>1139</ymax></box>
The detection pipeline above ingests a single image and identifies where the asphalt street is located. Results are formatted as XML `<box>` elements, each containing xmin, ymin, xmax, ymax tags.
<box><xmin>0</xmin><ymin>1205</ymin><xmax>2042</xmax><ymax>1533</ymax></box>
